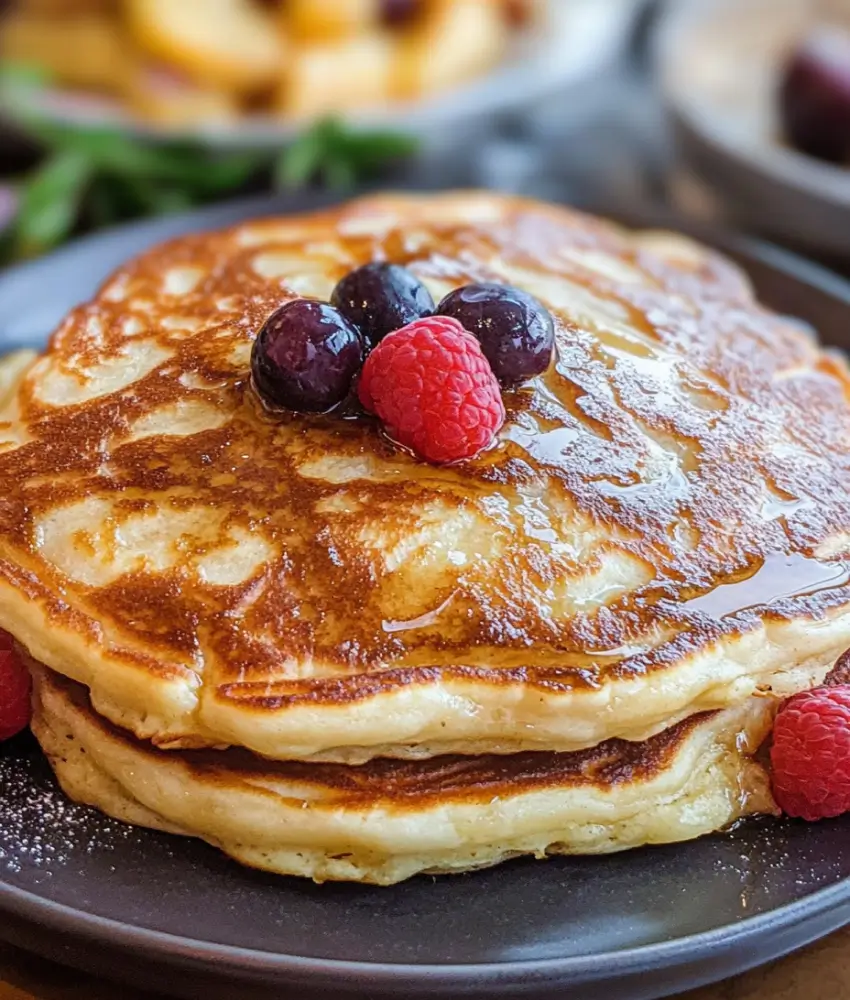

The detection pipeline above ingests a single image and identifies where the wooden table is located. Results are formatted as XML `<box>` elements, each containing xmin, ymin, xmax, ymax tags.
<box><xmin>3</xmin><ymin>929</ymin><xmax>850</xmax><ymax>1000</ymax></box>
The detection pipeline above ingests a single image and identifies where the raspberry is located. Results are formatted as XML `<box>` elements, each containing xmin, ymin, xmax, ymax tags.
<box><xmin>358</xmin><ymin>315</ymin><xmax>505</xmax><ymax>464</ymax></box>
<box><xmin>0</xmin><ymin>631</ymin><xmax>30</xmax><ymax>741</ymax></box>
<box><xmin>770</xmin><ymin>685</ymin><xmax>850</xmax><ymax>820</ymax></box>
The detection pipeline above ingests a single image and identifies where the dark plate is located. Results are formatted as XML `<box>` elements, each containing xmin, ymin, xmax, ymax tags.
<box><xmin>2</xmin><ymin>192</ymin><xmax>850</xmax><ymax>1000</ymax></box>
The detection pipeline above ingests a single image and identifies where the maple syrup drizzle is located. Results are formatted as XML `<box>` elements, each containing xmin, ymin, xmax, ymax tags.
<box><xmin>381</xmin><ymin>591</ymin><xmax>458</xmax><ymax>634</ymax></box>
<box><xmin>683</xmin><ymin>553</ymin><xmax>850</xmax><ymax>620</ymax></box>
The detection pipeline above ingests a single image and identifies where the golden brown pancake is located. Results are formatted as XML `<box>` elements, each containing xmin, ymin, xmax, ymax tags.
<box><xmin>32</xmin><ymin>666</ymin><xmax>778</xmax><ymax>885</ymax></box>
<box><xmin>0</xmin><ymin>192</ymin><xmax>849</xmax><ymax>761</ymax></box>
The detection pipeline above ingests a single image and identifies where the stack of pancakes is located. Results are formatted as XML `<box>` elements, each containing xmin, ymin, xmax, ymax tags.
<box><xmin>1</xmin><ymin>192</ymin><xmax>849</xmax><ymax>884</ymax></box>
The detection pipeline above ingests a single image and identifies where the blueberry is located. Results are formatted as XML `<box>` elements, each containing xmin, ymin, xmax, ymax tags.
<box><xmin>251</xmin><ymin>300</ymin><xmax>364</xmax><ymax>413</ymax></box>
<box><xmin>436</xmin><ymin>283</ymin><xmax>554</xmax><ymax>386</ymax></box>
<box><xmin>330</xmin><ymin>262</ymin><xmax>434</xmax><ymax>348</ymax></box>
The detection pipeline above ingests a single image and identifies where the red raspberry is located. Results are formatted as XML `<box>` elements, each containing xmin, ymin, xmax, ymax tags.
<box><xmin>0</xmin><ymin>631</ymin><xmax>30</xmax><ymax>741</ymax></box>
<box><xmin>358</xmin><ymin>316</ymin><xmax>505</xmax><ymax>464</ymax></box>
<box><xmin>770</xmin><ymin>685</ymin><xmax>850</xmax><ymax>820</ymax></box>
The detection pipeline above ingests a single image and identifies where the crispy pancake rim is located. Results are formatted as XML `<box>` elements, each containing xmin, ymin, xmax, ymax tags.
<box><xmin>32</xmin><ymin>667</ymin><xmax>778</xmax><ymax>885</ymax></box>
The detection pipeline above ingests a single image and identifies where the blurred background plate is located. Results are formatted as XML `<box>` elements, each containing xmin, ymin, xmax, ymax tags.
<box><xmin>657</xmin><ymin>0</ymin><xmax>850</xmax><ymax>258</ymax></box>
<box><xmin>2</xmin><ymin>0</ymin><xmax>646</xmax><ymax>149</ymax></box>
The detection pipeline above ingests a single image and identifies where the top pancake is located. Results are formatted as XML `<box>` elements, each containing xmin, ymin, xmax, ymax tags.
<box><xmin>1</xmin><ymin>191</ymin><xmax>850</xmax><ymax>762</ymax></box>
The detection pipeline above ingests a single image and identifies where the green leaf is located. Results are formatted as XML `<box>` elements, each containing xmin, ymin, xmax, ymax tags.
<box><xmin>0</xmin><ymin>61</ymin><xmax>52</xmax><ymax>89</ymax></box>
<box><xmin>11</xmin><ymin>124</ymin><xmax>263</xmax><ymax>196</ymax></box>
<box><xmin>273</xmin><ymin>116</ymin><xmax>417</xmax><ymax>190</ymax></box>
<box><xmin>182</xmin><ymin>152</ymin><xmax>261</xmax><ymax>195</ymax></box>
<box><xmin>348</xmin><ymin>131</ymin><xmax>418</xmax><ymax>165</ymax></box>
<box><xmin>14</xmin><ymin>149</ymin><xmax>91</xmax><ymax>257</ymax></box>
<box><xmin>85</xmin><ymin>181</ymin><xmax>123</xmax><ymax>230</ymax></box>
<box><xmin>274</xmin><ymin>128</ymin><xmax>325</xmax><ymax>190</ymax></box>
<box><xmin>3</xmin><ymin>112</ymin><xmax>418</xmax><ymax>259</ymax></box>
<box><xmin>95</xmin><ymin>140</ymin><xmax>238</xmax><ymax>187</ymax></box>
<box><xmin>323</xmin><ymin>156</ymin><xmax>357</xmax><ymax>191</ymax></box>
<box><xmin>120</xmin><ymin>176</ymin><xmax>196</xmax><ymax>216</ymax></box>
<box><xmin>10</xmin><ymin>120</ymin><xmax>124</xmax><ymax>158</ymax></box>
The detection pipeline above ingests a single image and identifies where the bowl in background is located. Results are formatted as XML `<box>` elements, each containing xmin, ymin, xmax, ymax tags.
<box><xmin>657</xmin><ymin>0</ymin><xmax>850</xmax><ymax>257</ymax></box>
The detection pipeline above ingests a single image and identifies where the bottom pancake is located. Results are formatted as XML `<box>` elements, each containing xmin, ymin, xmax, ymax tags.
<box><xmin>31</xmin><ymin>667</ymin><xmax>780</xmax><ymax>885</ymax></box>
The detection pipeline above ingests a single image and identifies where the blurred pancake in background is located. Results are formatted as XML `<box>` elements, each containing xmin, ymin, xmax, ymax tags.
<box><xmin>0</xmin><ymin>0</ymin><xmax>644</xmax><ymax>142</ymax></box>
<box><xmin>0</xmin><ymin>0</ymin><xmax>525</xmax><ymax>124</ymax></box>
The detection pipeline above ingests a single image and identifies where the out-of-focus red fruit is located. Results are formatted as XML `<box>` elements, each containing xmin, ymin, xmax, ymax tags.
<box><xmin>0</xmin><ymin>637</ymin><xmax>30</xmax><ymax>742</ymax></box>
<box><xmin>779</xmin><ymin>25</ymin><xmax>850</xmax><ymax>164</ymax></box>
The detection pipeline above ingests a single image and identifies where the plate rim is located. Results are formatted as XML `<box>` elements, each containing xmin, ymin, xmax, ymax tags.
<box><xmin>2</xmin><ymin>850</ymin><xmax>850</xmax><ymax>986</ymax></box>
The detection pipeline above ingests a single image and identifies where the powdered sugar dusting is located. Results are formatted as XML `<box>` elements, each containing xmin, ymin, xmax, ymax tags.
<box><xmin>0</xmin><ymin>738</ymin><xmax>146</xmax><ymax>878</ymax></box>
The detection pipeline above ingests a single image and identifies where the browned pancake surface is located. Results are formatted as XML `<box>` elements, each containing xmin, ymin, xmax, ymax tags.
<box><xmin>0</xmin><ymin>193</ymin><xmax>848</xmax><ymax>757</ymax></box>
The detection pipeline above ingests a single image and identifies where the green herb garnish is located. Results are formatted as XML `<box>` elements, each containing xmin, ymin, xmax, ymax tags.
<box><xmin>276</xmin><ymin>117</ymin><xmax>417</xmax><ymax>190</ymax></box>
<box><xmin>0</xmin><ymin>64</ymin><xmax>418</xmax><ymax>258</ymax></box>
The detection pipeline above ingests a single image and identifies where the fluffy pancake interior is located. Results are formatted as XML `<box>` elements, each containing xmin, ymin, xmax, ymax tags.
<box><xmin>31</xmin><ymin>667</ymin><xmax>778</xmax><ymax>885</ymax></box>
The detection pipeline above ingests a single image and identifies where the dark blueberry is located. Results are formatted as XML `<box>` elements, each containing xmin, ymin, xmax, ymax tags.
<box><xmin>330</xmin><ymin>262</ymin><xmax>434</xmax><ymax>348</ymax></box>
<box><xmin>780</xmin><ymin>28</ymin><xmax>850</xmax><ymax>163</ymax></box>
<box><xmin>380</xmin><ymin>0</ymin><xmax>421</xmax><ymax>27</ymax></box>
<box><xmin>437</xmin><ymin>283</ymin><xmax>554</xmax><ymax>386</ymax></box>
<box><xmin>251</xmin><ymin>300</ymin><xmax>364</xmax><ymax>413</ymax></box>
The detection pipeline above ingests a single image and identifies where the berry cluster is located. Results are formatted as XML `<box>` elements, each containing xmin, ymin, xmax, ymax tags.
<box><xmin>250</xmin><ymin>262</ymin><xmax>554</xmax><ymax>463</ymax></box>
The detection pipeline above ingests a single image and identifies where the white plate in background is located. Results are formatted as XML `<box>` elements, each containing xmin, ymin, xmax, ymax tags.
<box><xmin>656</xmin><ymin>0</ymin><xmax>850</xmax><ymax>256</ymax></box>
